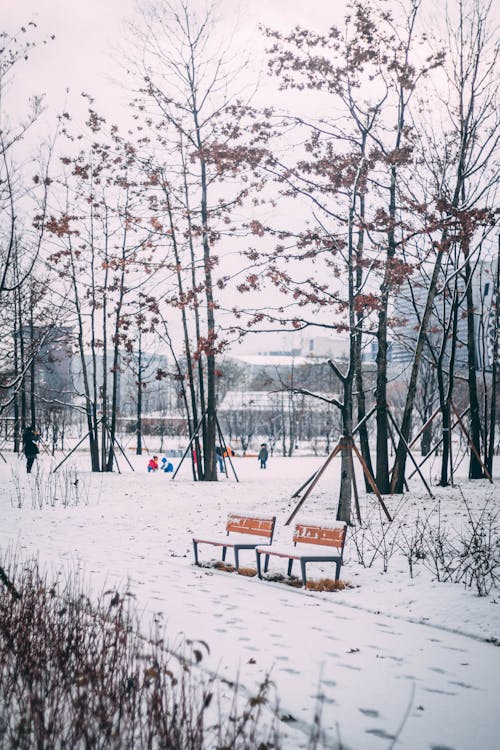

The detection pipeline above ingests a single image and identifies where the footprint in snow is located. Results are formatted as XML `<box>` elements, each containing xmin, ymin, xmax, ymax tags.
<box><xmin>359</xmin><ymin>708</ymin><xmax>379</xmax><ymax>717</ymax></box>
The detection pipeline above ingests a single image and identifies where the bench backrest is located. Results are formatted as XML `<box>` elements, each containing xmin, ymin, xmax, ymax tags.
<box><xmin>293</xmin><ymin>522</ymin><xmax>347</xmax><ymax>549</ymax></box>
<box><xmin>226</xmin><ymin>513</ymin><xmax>276</xmax><ymax>540</ymax></box>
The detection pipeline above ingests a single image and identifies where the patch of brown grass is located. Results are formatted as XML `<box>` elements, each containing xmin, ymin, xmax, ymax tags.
<box><xmin>305</xmin><ymin>578</ymin><xmax>347</xmax><ymax>592</ymax></box>
<box><xmin>237</xmin><ymin>567</ymin><xmax>257</xmax><ymax>577</ymax></box>
<box><xmin>213</xmin><ymin>561</ymin><xmax>236</xmax><ymax>573</ymax></box>
<box><xmin>208</xmin><ymin>563</ymin><xmax>350</xmax><ymax>592</ymax></box>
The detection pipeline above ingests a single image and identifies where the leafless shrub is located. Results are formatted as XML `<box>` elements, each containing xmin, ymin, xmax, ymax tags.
<box><xmin>397</xmin><ymin>513</ymin><xmax>429</xmax><ymax>579</ymax></box>
<box><xmin>420</xmin><ymin>520</ymin><xmax>457</xmax><ymax>582</ymax></box>
<box><xmin>349</xmin><ymin>491</ymin><xmax>499</xmax><ymax>597</ymax></box>
<box><xmin>349</xmin><ymin>508</ymin><xmax>401</xmax><ymax>572</ymax></box>
<box><xmin>9</xmin><ymin>464</ymin><xmax>89</xmax><ymax>510</ymax></box>
<box><xmin>0</xmin><ymin>553</ymin><xmax>297</xmax><ymax>750</ymax></box>
<box><xmin>397</xmin><ymin>494</ymin><xmax>499</xmax><ymax>595</ymax></box>
<box><xmin>453</xmin><ymin>491</ymin><xmax>500</xmax><ymax>596</ymax></box>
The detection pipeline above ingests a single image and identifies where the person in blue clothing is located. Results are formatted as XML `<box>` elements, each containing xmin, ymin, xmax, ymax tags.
<box><xmin>215</xmin><ymin>446</ymin><xmax>225</xmax><ymax>472</ymax></box>
<box><xmin>161</xmin><ymin>457</ymin><xmax>174</xmax><ymax>473</ymax></box>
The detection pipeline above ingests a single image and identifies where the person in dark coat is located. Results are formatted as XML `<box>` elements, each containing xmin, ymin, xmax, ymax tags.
<box><xmin>22</xmin><ymin>426</ymin><xmax>39</xmax><ymax>474</ymax></box>
<box><xmin>258</xmin><ymin>443</ymin><xmax>269</xmax><ymax>469</ymax></box>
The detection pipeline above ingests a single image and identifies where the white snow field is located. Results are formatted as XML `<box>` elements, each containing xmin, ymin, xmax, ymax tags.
<box><xmin>1</xmin><ymin>448</ymin><xmax>499</xmax><ymax>749</ymax></box>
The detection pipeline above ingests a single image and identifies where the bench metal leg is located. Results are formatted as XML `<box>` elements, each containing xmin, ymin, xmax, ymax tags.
<box><xmin>193</xmin><ymin>540</ymin><xmax>199</xmax><ymax>565</ymax></box>
<box><xmin>234</xmin><ymin>547</ymin><xmax>240</xmax><ymax>570</ymax></box>
<box><xmin>256</xmin><ymin>551</ymin><xmax>270</xmax><ymax>578</ymax></box>
<box><xmin>287</xmin><ymin>558</ymin><xmax>294</xmax><ymax>577</ymax></box>
<box><xmin>335</xmin><ymin>560</ymin><xmax>341</xmax><ymax>581</ymax></box>
<box><xmin>300</xmin><ymin>559</ymin><xmax>307</xmax><ymax>586</ymax></box>
<box><xmin>222</xmin><ymin>546</ymin><xmax>227</xmax><ymax>563</ymax></box>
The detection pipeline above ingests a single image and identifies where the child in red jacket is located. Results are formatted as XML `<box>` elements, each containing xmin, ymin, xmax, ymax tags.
<box><xmin>147</xmin><ymin>456</ymin><xmax>159</xmax><ymax>472</ymax></box>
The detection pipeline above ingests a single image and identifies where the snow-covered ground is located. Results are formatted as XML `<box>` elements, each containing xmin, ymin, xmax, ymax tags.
<box><xmin>1</xmin><ymin>447</ymin><xmax>499</xmax><ymax>749</ymax></box>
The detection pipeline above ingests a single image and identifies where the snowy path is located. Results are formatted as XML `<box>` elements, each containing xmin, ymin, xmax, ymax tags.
<box><xmin>1</xmin><ymin>454</ymin><xmax>499</xmax><ymax>749</ymax></box>
<box><xmin>125</xmin><ymin>558</ymin><xmax>500</xmax><ymax>750</ymax></box>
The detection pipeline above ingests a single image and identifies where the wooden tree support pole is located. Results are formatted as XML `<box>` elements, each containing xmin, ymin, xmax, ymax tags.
<box><xmin>387</xmin><ymin>409</ymin><xmax>435</xmax><ymax>499</ymax></box>
<box><xmin>408</xmin><ymin>407</ymin><xmax>441</xmax><ymax>450</ymax></box>
<box><xmin>52</xmin><ymin>419</ymin><xmax>103</xmax><ymax>473</ymax></box>
<box><xmin>407</xmin><ymin>407</ymin><xmax>470</xmax><ymax>480</ymax></box>
<box><xmin>347</xmin><ymin>440</ymin><xmax>362</xmax><ymax>524</ymax></box>
<box><xmin>451</xmin><ymin>402</ymin><xmax>493</xmax><ymax>483</ymax></box>
<box><xmin>215</xmin><ymin>415</ymin><xmax>239</xmax><ymax>482</ymax></box>
<box><xmin>171</xmin><ymin>411</ymin><xmax>205</xmax><ymax>480</ymax></box>
<box><xmin>103</xmin><ymin>418</ymin><xmax>135</xmax><ymax>473</ymax></box>
<box><xmin>36</xmin><ymin>436</ymin><xmax>52</xmax><ymax>456</ymax></box>
<box><xmin>215</xmin><ymin>418</ymin><xmax>229</xmax><ymax>478</ymax></box>
<box><xmin>291</xmin><ymin>469</ymin><xmax>319</xmax><ymax>499</ymax></box>
<box><xmin>290</xmin><ymin>407</ymin><xmax>377</xmax><ymax>501</ymax></box>
<box><xmin>285</xmin><ymin>441</ymin><xmax>343</xmax><ymax>526</ymax></box>
<box><xmin>352</xmin><ymin>404</ymin><xmax>377</xmax><ymax>436</ymax></box>
<box><xmin>350</xmin><ymin>440</ymin><xmax>392</xmax><ymax>522</ymax></box>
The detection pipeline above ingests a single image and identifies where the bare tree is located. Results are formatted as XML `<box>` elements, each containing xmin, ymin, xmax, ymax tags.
<box><xmin>46</xmin><ymin>113</ymin><xmax>159</xmax><ymax>471</ymax></box>
<box><xmin>0</xmin><ymin>26</ymin><xmax>57</xmax><ymax>434</ymax></box>
<box><xmin>391</xmin><ymin>0</ymin><xmax>499</xmax><ymax>491</ymax></box>
<box><xmin>128</xmin><ymin>0</ymin><xmax>252</xmax><ymax>480</ymax></box>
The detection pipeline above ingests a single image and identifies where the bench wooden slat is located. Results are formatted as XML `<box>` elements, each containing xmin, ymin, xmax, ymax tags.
<box><xmin>293</xmin><ymin>523</ymin><xmax>346</xmax><ymax>547</ymax></box>
<box><xmin>227</xmin><ymin>515</ymin><xmax>275</xmax><ymax>537</ymax></box>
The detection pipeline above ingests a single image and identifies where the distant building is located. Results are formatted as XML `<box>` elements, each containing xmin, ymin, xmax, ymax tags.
<box><xmin>30</xmin><ymin>325</ymin><xmax>74</xmax><ymax>405</ymax></box>
<box><xmin>390</xmin><ymin>258</ymin><xmax>498</xmax><ymax>375</ymax></box>
<box><xmin>219</xmin><ymin>389</ymin><xmax>338</xmax><ymax>414</ymax></box>
<box><xmin>229</xmin><ymin>332</ymin><xmax>350</xmax><ymax>373</ymax></box>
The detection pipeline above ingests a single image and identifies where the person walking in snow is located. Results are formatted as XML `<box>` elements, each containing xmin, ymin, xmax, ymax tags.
<box><xmin>216</xmin><ymin>446</ymin><xmax>224</xmax><ymax>472</ymax></box>
<box><xmin>22</xmin><ymin>426</ymin><xmax>39</xmax><ymax>474</ymax></box>
<box><xmin>258</xmin><ymin>443</ymin><xmax>268</xmax><ymax>469</ymax></box>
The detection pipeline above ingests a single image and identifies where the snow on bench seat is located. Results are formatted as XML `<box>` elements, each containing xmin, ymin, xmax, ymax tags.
<box><xmin>192</xmin><ymin>512</ymin><xmax>276</xmax><ymax>570</ymax></box>
<box><xmin>255</xmin><ymin>521</ymin><xmax>347</xmax><ymax>585</ymax></box>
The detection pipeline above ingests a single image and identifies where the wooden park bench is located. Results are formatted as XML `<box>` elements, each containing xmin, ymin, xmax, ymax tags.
<box><xmin>192</xmin><ymin>512</ymin><xmax>276</xmax><ymax>571</ymax></box>
<box><xmin>255</xmin><ymin>521</ymin><xmax>347</xmax><ymax>586</ymax></box>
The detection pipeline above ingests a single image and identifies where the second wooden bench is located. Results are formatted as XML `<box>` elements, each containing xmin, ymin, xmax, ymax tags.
<box><xmin>255</xmin><ymin>521</ymin><xmax>347</xmax><ymax>585</ymax></box>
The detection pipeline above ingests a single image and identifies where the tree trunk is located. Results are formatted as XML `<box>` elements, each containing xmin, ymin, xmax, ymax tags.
<box><xmin>337</xmin><ymin>382</ymin><xmax>354</xmax><ymax>524</ymax></box>
<box><xmin>69</xmin><ymin>240</ymin><xmax>100</xmax><ymax>471</ymax></box>
<box><xmin>136</xmin><ymin>340</ymin><xmax>143</xmax><ymax>456</ymax></box>
<box><xmin>486</xmin><ymin>249</ymin><xmax>499</xmax><ymax>474</ymax></box>
<box><xmin>29</xmin><ymin>300</ymin><xmax>36</xmax><ymax>427</ymax></box>
<box><xmin>355</xmin><ymin>192</ymin><xmax>374</xmax><ymax>491</ymax></box>
<box><xmin>463</xmin><ymin>256</ymin><xmax>484</xmax><ymax>478</ymax></box>
<box><xmin>391</xmin><ymin>243</ymin><xmax>447</xmax><ymax>492</ymax></box>
<box><xmin>197</xmin><ymin>128</ymin><xmax>217</xmax><ymax>481</ymax></box>
<box><xmin>165</xmin><ymin>178</ymin><xmax>202</xmax><ymax>480</ymax></box>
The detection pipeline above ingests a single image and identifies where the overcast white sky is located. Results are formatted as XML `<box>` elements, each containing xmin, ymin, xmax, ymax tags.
<box><xmin>4</xmin><ymin>0</ymin><xmax>348</xmax><ymax>126</ymax></box>
<box><xmin>7</xmin><ymin>0</ymin><xmax>480</xmax><ymax>357</ymax></box>
<box><xmin>2</xmin><ymin>2</ymin><xmax>355</xmax><ymax>354</ymax></box>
